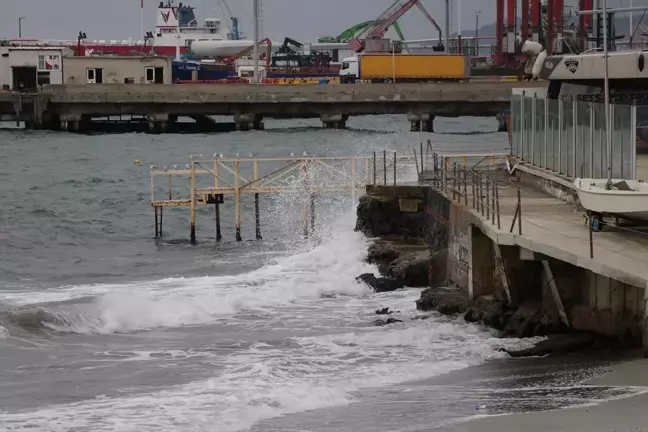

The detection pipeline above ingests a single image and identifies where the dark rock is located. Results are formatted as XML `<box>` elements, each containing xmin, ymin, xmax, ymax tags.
<box><xmin>504</xmin><ymin>334</ymin><xmax>597</xmax><ymax>358</ymax></box>
<box><xmin>387</xmin><ymin>250</ymin><xmax>430</xmax><ymax>287</ymax></box>
<box><xmin>463</xmin><ymin>299</ymin><xmax>511</xmax><ymax>331</ymax></box>
<box><xmin>355</xmin><ymin>194</ymin><xmax>426</xmax><ymax>239</ymax></box>
<box><xmin>366</xmin><ymin>243</ymin><xmax>401</xmax><ymax>275</ymax></box>
<box><xmin>374</xmin><ymin>317</ymin><xmax>403</xmax><ymax>326</ymax></box>
<box><xmin>416</xmin><ymin>287</ymin><xmax>470</xmax><ymax>315</ymax></box>
<box><xmin>356</xmin><ymin>273</ymin><xmax>405</xmax><ymax>293</ymax></box>
<box><xmin>375</xmin><ymin>308</ymin><xmax>393</xmax><ymax>315</ymax></box>
<box><xmin>500</xmin><ymin>302</ymin><xmax>543</xmax><ymax>338</ymax></box>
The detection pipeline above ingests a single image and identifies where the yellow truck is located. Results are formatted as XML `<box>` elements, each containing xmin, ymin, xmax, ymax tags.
<box><xmin>339</xmin><ymin>53</ymin><xmax>471</xmax><ymax>83</ymax></box>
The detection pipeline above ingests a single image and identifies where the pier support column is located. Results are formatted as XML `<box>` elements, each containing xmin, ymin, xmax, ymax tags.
<box><xmin>234</xmin><ymin>113</ymin><xmax>264</xmax><ymax>131</ymax></box>
<box><xmin>321</xmin><ymin>113</ymin><xmax>348</xmax><ymax>129</ymax></box>
<box><xmin>62</xmin><ymin>114</ymin><xmax>91</xmax><ymax>133</ymax></box>
<box><xmin>147</xmin><ymin>114</ymin><xmax>173</xmax><ymax>134</ymax></box>
<box><xmin>407</xmin><ymin>112</ymin><xmax>434</xmax><ymax>133</ymax></box>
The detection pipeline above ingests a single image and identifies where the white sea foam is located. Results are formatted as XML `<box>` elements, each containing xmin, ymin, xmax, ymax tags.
<box><xmin>7</xmin><ymin>212</ymin><xmax>374</xmax><ymax>335</ymax></box>
<box><xmin>0</xmin><ymin>314</ymin><xmax>542</xmax><ymax>432</ymax></box>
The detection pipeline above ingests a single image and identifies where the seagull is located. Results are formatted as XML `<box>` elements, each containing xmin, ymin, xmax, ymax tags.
<box><xmin>302</xmin><ymin>151</ymin><xmax>308</xmax><ymax>157</ymax></box>
<box><xmin>173</xmin><ymin>164</ymin><xmax>179</xmax><ymax>169</ymax></box>
<box><xmin>150</xmin><ymin>164</ymin><xmax>156</xmax><ymax>169</ymax></box>
<box><xmin>163</xmin><ymin>165</ymin><xmax>168</xmax><ymax>171</ymax></box>
<box><xmin>185</xmin><ymin>164</ymin><xmax>191</xmax><ymax>169</ymax></box>
<box><xmin>189</xmin><ymin>155</ymin><xmax>197</xmax><ymax>159</ymax></box>
<box><xmin>213</xmin><ymin>152</ymin><xmax>219</xmax><ymax>158</ymax></box>
<box><xmin>248</xmin><ymin>152</ymin><xmax>255</xmax><ymax>158</ymax></box>
<box><xmin>218</xmin><ymin>153</ymin><xmax>224</xmax><ymax>158</ymax></box>
<box><xmin>236</xmin><ymin>152</ymin><xmax>241</xmax><ymax>158</ymax></box>
<box><xmin>290</xmin><ymin>152</ymin><xmax>295</xmax><ymax>157</ymax></box>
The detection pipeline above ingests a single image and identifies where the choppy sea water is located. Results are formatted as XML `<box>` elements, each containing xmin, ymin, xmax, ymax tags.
<box><xmin>0</xmin><ymin>115</ymin><xmax>643</xmax><ymax>431</ymax></box>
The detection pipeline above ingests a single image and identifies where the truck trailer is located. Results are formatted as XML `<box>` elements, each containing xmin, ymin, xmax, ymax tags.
<box><xmin>339</xmin><ymin>54</ymin><xmax>470</xmax><ymax>83</ymax></box>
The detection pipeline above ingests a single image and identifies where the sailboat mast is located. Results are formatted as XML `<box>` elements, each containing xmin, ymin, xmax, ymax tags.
<box><xmin>602</xmin><ymin>0</ymin><xmax>612</xmax><ymax>185</ymax></box>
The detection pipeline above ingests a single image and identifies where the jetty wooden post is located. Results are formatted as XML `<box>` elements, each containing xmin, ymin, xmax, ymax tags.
<box><xmin>310</xmin><ymin>193</ymin><xmax>316</xmax><ymax>233</ymax></box>
<box><xmin>234</xmin><ymin>160</ymin><xmax>242</xmax><ymax>241</ymax></box>
<box><xmin>154</xmin><ymin>206</ymin><xmax>159</xmax><ymax>237</ymax></box>
<box><xmin>214</xmin><ymin>160</ymin><xmax>222</xmax><ymax>241</ymax></box>
<box><xmin>393</xmin><ymin>151</ymin><xmax>397</xmax><ymax>185</ymax></box>
<box><xmin>383</xmin><ymin>150</ymin><xmax>387</xmax><ymax>185</ymax></box>
<box><xmin>373</xmin><ymin>151</ymin><xmax>377</xmax><ymax>185</ymax></box>
<box><xmin>420</xmin><ymin>141</ymin><xmax>424</xmax><ymax>172</ymax></box>
<box><xmin>253</xmin><ymin>159</ymin><xmax>262</xmax><ymax>240</ymax></box>
<box><xmin>190</xmin><ymin>161</ymin><xmax>197</xmax><ymax>244</ymax></box>
<box><xmin>364</xmin><ymin>157</ymin><xmax>369</xmax><ymax>185</ymax></box>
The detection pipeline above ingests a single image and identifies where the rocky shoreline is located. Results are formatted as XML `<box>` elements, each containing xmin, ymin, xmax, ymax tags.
<box><xmin>354</xmin><ymin>189</ymin><xmax>622</xmax><ymax>358</ymax></box>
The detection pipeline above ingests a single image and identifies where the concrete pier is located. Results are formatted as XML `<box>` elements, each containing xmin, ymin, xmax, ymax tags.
<box><xmin>356</xmin><ymin>152</ymin><xmax>648</xmax><ymax>352</ymax></box>
<box><xmin>1</xmin><ymin>82</ymin><xmax>545</xmax><ymax>133</ymax></box>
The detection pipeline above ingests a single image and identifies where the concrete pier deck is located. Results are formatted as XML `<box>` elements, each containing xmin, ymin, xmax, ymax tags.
<box><xmin>471</xmin><ymin>174</ymin><xmax>648</xmax><ymax>289</ymax></box>
<box><xmin>1</xmin><ymin>81</ymin><xmax>545</xmax><ymax>133</ymax></box>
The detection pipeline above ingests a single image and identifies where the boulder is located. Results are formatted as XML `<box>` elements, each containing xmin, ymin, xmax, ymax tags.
<box><xmin>416</xmin><ymin>286</ymin><xmax>470</xmax><ymax>315</ymax></box>
<box><xmin>500</xmin><ymin>302</ymin><xmax>543</xmax><ymax>338</ymax></box>
<box><xmin>355</xmin><ymin>194</ymin><xmax>426</xmax><ymax>239</ymax></box>
<box><xmin>366</xmin><ymin>243</ymin><xmax>401</xmax><ymax>275</ymax></box>
<box><xmin>375</xmin><ymin>307</ymin><xmax>393</xmax><ymax>315</ymax></box>
<box><xmin>374</xmin><ymin>317</ymin><xmax>403</xmax><ymax>326</ymax></box>
<box><xmin>356</xmin><ymin>273</ymin><xmax>405</xmax><ymax>293</ymax></box>
<box><xmin>504</xmin><ymin>334</ymin><xmax>597</xmax><ymax>357</ymax></box>
<box><xmin>387</xmin><ymin>250</ymin><xmax>430</xmax><ymax>287</ymax></box>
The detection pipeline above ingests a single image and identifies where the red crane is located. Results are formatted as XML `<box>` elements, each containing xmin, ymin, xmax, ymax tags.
<box><xmin>349</xmin><ymin>0</ymin><xmax>444</xmax><ymax>53</ymax></box>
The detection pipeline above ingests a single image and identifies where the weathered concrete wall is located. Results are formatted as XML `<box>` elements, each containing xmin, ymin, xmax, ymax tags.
<box><xmin>63</xmin><ymin>56</ymin><xmax>173</xmax><ymax>85</ymax></box>
<box><xmin>36</xmin><ymin>81</ymin><xmax>547</xmax><ymax>119</ymax></box>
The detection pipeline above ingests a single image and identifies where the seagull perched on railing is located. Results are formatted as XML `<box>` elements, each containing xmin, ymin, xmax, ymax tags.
<box><xmin>150</xmin><ymin>164</ymin><xmax>156</xmax><ymax>169</ymax></box>
<box><xmin>185</xmin><ymin>164</ymin><xmax>191</xmax><ymax>169</ymax></box>
<box><xmin>213</xmin><ymin>153</ymin><xmax>219</xmax><ymax>158</ymax></box>
<box><xmin>302</xmin><ymin>151</ymin><xmax>308</xmax><ymax>157</ymax></box>
<box><xmin>173</xmin><ymin>164</ymin><xmax>179</xmax><ymax>169</ymax></box>
<box><xmin>290</xmin><ymin>152</ymin><xmax>295</xmax><ymax>157</ymax></box>
<box><xmin>248</xmin><ymin>152</ymin><xmax>255</xmax><ymax>158</ymax></box>
<box><xmin>163</xmin><ymin>165</ymin><xmax>168</xmax><ymax>171</ymax></box>
<box><xmin>236</xmin><ymin>152</ymin><xmax>241</xmax><ymax>158</ymax></box>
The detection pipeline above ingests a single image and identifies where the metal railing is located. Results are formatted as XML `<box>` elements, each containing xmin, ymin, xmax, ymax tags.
<box><xmin>511</xmin><ymin>93</ymin><xmax>637</xmax><ymax>180</ymax></box>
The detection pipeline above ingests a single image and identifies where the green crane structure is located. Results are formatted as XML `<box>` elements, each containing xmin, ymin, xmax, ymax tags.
<box><xmin>318</xmin><ymin>20</ymin><xmax>407</xmax><ymax>44</ymax></box>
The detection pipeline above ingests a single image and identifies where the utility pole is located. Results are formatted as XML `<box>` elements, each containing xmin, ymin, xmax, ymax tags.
<box><xmin>475</xmin><ymin>10</ymin><xmax>481</xmax><ymax>57</ymax></box>
<box><xmin>253</xmin><ymin>0</ymin><xmax>260</xmax><ymax>83</ymax></box>
<box><xmin>18</xmin><ymin>17</ymin><xmax>25</xmax><ymax>38</ymax></box>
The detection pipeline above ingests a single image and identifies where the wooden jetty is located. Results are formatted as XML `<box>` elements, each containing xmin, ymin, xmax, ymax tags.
<box><xmin>149</xmin><ymin>148</ymin><xmax>510</xmax><ymax>242</ymax></box>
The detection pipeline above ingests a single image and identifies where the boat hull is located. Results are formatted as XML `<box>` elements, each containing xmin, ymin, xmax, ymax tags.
<box><xmin>574</xmin><ymin>178</ymin><xmax>648</xmax><ymax>220</ymax></box>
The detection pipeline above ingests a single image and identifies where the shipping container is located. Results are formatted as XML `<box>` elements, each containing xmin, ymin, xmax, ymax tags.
<box><xmin>340</xmin><ymin>54</ymin><xmax>470</xmax><ymax>83</ymax></box>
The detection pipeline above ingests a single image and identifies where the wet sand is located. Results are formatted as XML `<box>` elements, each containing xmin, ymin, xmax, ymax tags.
<box><xmin>456</xmin><ymin>357</ymin><xmax>648</xmax><ymax>432</ymax></box>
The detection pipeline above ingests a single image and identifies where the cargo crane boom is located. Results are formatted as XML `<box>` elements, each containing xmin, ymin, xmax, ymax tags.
<box><xmin>350</xmin><ymin>0</ymin><xmax>443</xmax><ymax>52</ymax></box>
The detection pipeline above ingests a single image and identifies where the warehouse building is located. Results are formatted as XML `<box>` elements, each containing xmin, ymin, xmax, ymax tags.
<box><xmin>63</xmin><ymin>56</ymin><xmax>172</xmax><ymax>84</ymax></box>
<box><xmin>0</xmin><ymin>46</ymin><xmax>72</xmax><ymax>91</ymax></box>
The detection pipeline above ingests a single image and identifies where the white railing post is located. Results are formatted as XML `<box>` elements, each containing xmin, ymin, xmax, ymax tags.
<box><xmin>572</xmin><ymin>100</ymin><xmax>577</xmax><ymax>178</ymax></box>
<box><xmin>531</xmin><ymin>94</ymin><xmax>537</xmax><ymax>165</ymax></box>
<box><xmin>558</xmin><ymin>99</ymin><xmax>563</xmax><ymax>174</ymax></box>
<box><xmin>631</xmin><ymin>102</ymin><xmax>637</xmax><ymax>179</ymax></box>
<box><xmin>544</xmin><ymin>96</ymin><xmax>549</xmax><ymax>168</ymax></box>
<box><xmin>589</xmin><ymin>102</ymin><xmax>595</xmax><ymax>178</ymax></box>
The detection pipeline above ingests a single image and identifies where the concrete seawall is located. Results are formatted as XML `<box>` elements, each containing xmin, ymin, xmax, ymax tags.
<box><xmin>356</xmin><ymin>170</ymin><xmax>648</xmax><ymax>355</ymax></box>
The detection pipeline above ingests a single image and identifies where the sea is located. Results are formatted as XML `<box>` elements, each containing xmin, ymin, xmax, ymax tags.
<box><xmin>0</xmin><ymin>115</ymin><xmax>643</xmax><ymax>431</ymax></box>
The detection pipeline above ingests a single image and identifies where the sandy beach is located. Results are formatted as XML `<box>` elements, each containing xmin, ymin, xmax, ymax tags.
<box><xmin>455</xmin><ymin>356</ymin><xmax>648</xmax><ymax>432</ymax></box>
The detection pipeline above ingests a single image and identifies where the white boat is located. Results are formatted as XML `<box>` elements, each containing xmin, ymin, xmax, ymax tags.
<box><xmin>574</xmin><ymin>178</ymin><xmax>648</xmax><ymax>221</ymax></box>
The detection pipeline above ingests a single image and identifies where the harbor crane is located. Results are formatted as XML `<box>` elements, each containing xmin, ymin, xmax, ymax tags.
<box><xmin>349</xmin><ymin>0</ymin><xmax>444</xmax><ymax>52</ymax></box>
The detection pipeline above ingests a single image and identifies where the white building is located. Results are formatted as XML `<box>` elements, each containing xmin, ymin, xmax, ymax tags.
<box><xmin>0</xmin><ymin>46</ymin><xmax>72</xmax><ymax>90</ymax></box>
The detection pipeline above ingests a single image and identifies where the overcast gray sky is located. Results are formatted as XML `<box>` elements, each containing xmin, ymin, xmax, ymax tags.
<box><xmin>0</xmin><ymin>0</ymin><xmax>627</xmax><ymax>42</ymax></box>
